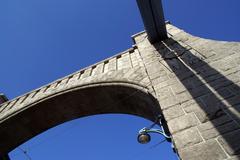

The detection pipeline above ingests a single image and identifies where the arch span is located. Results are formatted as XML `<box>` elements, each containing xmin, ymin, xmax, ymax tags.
<box><xmin>0</xmin><ymin>82</ymin><xmax>161</xmax><ymax>155</ymax></box>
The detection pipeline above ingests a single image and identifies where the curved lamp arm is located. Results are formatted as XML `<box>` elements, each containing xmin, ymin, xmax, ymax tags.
<box><xmin>139</xmin><ymin>127</ymin><xmax>171</xmax><ymax>139</ymax></box>
<box><xmin>137</xmin><ymin>115</ymin><xmax>171</xmax><ymax>144</ymax></box>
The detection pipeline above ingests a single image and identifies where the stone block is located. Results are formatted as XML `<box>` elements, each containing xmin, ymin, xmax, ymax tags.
<box><xmin>196</xmin><ymin>107</ymin><xmax>226</xmax><ymax>123</ymax></box>
<box><xmin>218</xmin><ymin>129</ymin><xmax>240</xmax><ymax>156</ymax></box>
<box><xmin>142</xmin><ymin>56</ymin><xmax>158</xmax><ymax>64</ymax></box>
<box><xmin>168</xmin><ymin>113</ymin><xmax>198</xmax><ymax>134</ymax></box>
<box><xmin>198</xmin><ymin>115</ymin><xmax>239</xmax><ymax>140</ymax></box>
<box><xmin>171</xmin><ymin>42</ymin><xmax>190</xmax><ymax>54</ymax></box>
<box><xmin>171</xmin><ymin>31</ymin><xmax>192</xmax><ymax>42</ymax></box>
<box><xmin>225</xmin><ymin>95</ymin><xmax>240</xmax><ymax>107</ymax></box>
<box><xmin>217</xmin><ymin>88</ymin><xmax>235</xmax><ymax>100</ymax></box>
<box><xmin>180</xmin><ymin>99</ymin><xmax>196</xmax><ymax>109</ymax></box>
<box><xmin>91</xmin><ymin>63</ymin><xmax>104</xmax><ymax>76</ymax></box>
<box><xmin>155</xmin><ymin>86</ymin><xmax>174</xmax><ymax>101</ymax></box>
<box><xmin>171</xmin><ymin>82</ymin><xmax>186</xmax><ymax>94</ymax></box>
<box><xmin>151</xmin><ymin>75</ymin><xmax>170</xmax><ymax>85</ymax></box>
<box><xmin>178</xmin><ymin>140</ymin><xmax>227</xmax><ymax>160</ymax></box>
<box><xmin>176</xmin><ymin>92</ymin><xmax>192</xmax><ymax>104</ymax></box>
<box><xmin>105</xmin><ymin>58</ymin><xmax>117</xmax><ymax>72</ymax></box>
<box><xmin>209</xmin><ymin>77</ymin><xmax>234</xmax><ymax>90</ymax></box>
<box><xmin>181</xmin><ymin>100</ymin><xmax>204</xmax><ymax>114</ymax></box>
<box><xmin>160</xmin><ymin>96</ymin><xmax>179</xmax><ymax>109</ymax></box>
<box><xmin>164</xmin><ymin>59</ymin><xmax>186</xmax><ymax>73</ymax></box>
<box><xmin>154</xmin><ymin>77</ymin><xmax>178</xmax><ymax>90</ymax></box>
<box><xmin>189</xmin><ymin>85</ymin><xmax>211</xmax><ymax>98</ymax></box>
<box><xmin>81</xmin><ymin>68</ymin><xmax>92</xmax><ymax>78</ymax></box>
<box><xmin>167</xmin><ymin>27</ymin><xmax>183</xmax><ymax>36</ymax></box>
<box><xmin>198</xmin><ymin>64</ymin><xmax>220</xmax><ymax>78</ymax></box>
<box><xmin>225</xmin><ymin>105</ymin><xmax>240</xmax><ymax>124</ymax></box>
<box><xmin>162</xmin><ymin>104</ymin><xmax>185</xmax><ymax>121</ymax></box>
<box><xmin>149</xmin><ymin>68</ymin><xmax>168</xmax><ymax>80</ymax></box>
<box><xmin>159</xmin><ymin>91</ymin><xmax>192</xmax><ymax>109</ymax></box>
<box><xmin>198</xmin><ymin>94</ymin><xmax>227</xmax><ymax>122</ymax></box>
<box><xmin>173</xmin><ymin>127</ymin><xmax>203</xmax><ymax>149</ymax></box>
<box><xmin>224</xmin><ymin>71</ymin><xmax>240</xmax><ymax>84</ymax></box>
<box><xmin>180</xmin><ymin>50</ymin><xmax>205</xmax><ymax>67</ymax></box>
<box><xmin>226</xmin><ymin>155</ymin><xmax>240</xmax><ymax>160</ymax></box>
<box><xmin>228</xmin><ymin>83</ymin><xmax>240</xmax><ymax>96</ymax></box>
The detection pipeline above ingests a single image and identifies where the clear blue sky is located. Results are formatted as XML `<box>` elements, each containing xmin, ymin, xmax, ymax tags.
<box><xmin>0</xmin><ymin>0</ymin><xmax>239</xmax><ymax>159</ymax></box>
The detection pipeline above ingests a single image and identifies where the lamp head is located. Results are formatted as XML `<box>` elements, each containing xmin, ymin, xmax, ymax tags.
<box><xmin>137</xmin><ymin>132</ymin><xmax>151</xmax><ymax>144</ymax></box>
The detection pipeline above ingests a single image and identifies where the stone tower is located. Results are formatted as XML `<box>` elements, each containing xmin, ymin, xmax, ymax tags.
<box><xmin>0</xmin><ymin>1</ymin><xmax>239</xmax><ymax>160</ymax></box>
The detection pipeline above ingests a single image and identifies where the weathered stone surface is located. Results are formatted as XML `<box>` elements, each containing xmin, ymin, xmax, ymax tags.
<box><xmin>154</xmin><ymin>77</ymin><xmax>178</xmax><ymax>90</ymax></box>
<box><xmin>168</xmin><ymin>113</ymin><xmax>198</xmax><ymax>134</ymax></box>
<box><xmin>155</xmin><ymin>86</ymin><xmax>174</xmax><ymax>101</ymax></box>
<box><xmin>225</xmin><ymin>105</ymin><xmax>240</xmax><ymax>124</ymax></box>
<box><xmin>162</xmin><ymin>104</ymin><xmax>185</xmax><ymax>121</ymax></box>
<box><xmin>198</xmin><ymin>116</ymin><xmax>239</xmax><ymax>140</ymax></box>
<box><xmin>171</xmin><ymin>82</ymin><xmax>187</xmax><ymax>94</ymax></box>
<box><xmin>182</xmin><ymin>93</ymin><xmax>227</xmax><ymax>123</ymax></box>
<box><xmin>179</xmin><ymin>140</ymin><xmax>228</xmax><ymax>160</ymax></box>
<box><xmin>224</xmin><ymin>95</ymin><xmax>240</xmax><ymax>107</ymax></box>
<box><xmin>157</xmin><ymin>86</ymin><xmax>191</xmax><ymax>110</ymax></box>
<box><xmin>218</xmin><ymin>130</ymin><xmax>240</xmax><ymax>156</ymax></box>
<box><xmin>160</xmin><ymin>96</ymin><xmax>180</xmax><ymax>109</ymax></box>
<box><xmin>182</xmin><ymin>99</ymin><xmax>223</xmax><ymax>123</ymax></box>
<box><xmin>226</xmin><ymin>155</ymin><xmax>240</xmax><ymax>160</ymax></box>
<box><xmin>176</xmin><ymin>92</ymin><xmax>192</xmax><ymax>104</ymax></box>
<box><xmin>173</xmin><ymin>127</ymin><xmax>203</xmax><ymax>149</ymax></box>
<box><xmin>0</xmin><ymin>23</ymin><xmax>239</xmax><ymax>160</ymax></box>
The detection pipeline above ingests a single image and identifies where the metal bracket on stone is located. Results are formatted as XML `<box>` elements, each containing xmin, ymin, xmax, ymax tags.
<box><xmin>136</xmin><ymin>0</ymin><xmax>168</xmax><ymax>43</ymax></box>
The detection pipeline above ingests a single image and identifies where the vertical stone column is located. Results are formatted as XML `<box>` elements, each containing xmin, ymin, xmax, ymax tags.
<box><xmin>132</xmin><ymin>23</ymin><xmax>240</xmax><ymax>160</ymax></box>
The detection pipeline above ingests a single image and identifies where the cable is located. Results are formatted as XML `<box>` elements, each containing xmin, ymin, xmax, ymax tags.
<box><xmin>17</xmin><ymin>147</ymin><xmax>32</xmax><ymax>160</ymax></box>
<box><xmin>147</xmin><ymin>115</ymin><xmax>161</xmax><ymax>129</ymax></box>
<box><xmin>148</xmin><ymin>139</ymin><xmax>167</xmax><ymax>149</ymax></box>
<box><xmin>124</xmin><ymin>139</ymin><xmax>168</xmax><ymax>160</ymax></box>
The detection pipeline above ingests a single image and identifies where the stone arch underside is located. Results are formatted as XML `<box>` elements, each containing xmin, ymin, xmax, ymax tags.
<box><xmin>0</xmin><ymin>82</ymin><xmax>161</xmax><ymax>155</ymax></box>
<box><xmin>0</xmin><ymin>44</ymin><xmax>158</xmax><ymax>155</ymax></box>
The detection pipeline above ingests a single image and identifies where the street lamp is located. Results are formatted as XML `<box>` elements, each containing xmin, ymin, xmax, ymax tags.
<box><xmin>137</xmin><ymin>115</ymin><xmax>171</xmax><ymax>144</ymax></box>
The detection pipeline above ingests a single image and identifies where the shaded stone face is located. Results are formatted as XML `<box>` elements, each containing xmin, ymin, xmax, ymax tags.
<box><xmin>0</xmin><ymin>24</ymin><xmax>240</xmax><ymax>160</ymax></box>
<box><xmin>0</xmin><ymin>84</ymin><xmax>161</xmax><ymax>155</ymax></box>
<box><xmin>0</xmin><ymin>98</ymin><xmax>4</xmax><ymax>105</ymax></box>
<box><xmin>0</xmin><ymin>94</ymin><xmax>8</xmax><ymax>105</ymax></box>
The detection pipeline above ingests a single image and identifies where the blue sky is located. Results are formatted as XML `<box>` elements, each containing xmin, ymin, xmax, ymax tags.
<box><xmin>0</xmin><ymin>0</ymin><xmax>239</xmax><ymax>159</ymax></box>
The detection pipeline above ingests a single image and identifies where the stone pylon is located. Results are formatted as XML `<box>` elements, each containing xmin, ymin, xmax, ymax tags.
<box><xmin>0</xmin><ymin>23</ymin><xmax>240</xmax><ymax>160</ymax></box>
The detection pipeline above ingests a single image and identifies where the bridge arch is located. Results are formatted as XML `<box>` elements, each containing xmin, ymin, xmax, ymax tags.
<box><xmin>0</xmin><ymin>82</ymin><xmax>161</xmax><ymax>155</ymax></box>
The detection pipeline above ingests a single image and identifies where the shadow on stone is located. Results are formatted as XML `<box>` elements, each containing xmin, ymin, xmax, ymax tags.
<box><xmin>153</xmin><ymin>38</ymin><xmax>240</xmax><ymax>157</ymax></box>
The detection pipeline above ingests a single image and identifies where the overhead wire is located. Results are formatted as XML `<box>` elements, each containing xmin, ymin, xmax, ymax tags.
<box><xmin>17</xmin><ymin>147</ymin><xmax>32</xmax><ymax>160</ymax></box>
<box><xmin>124</xmin><ymin>138</ymin><xmax>169</xmax><ymax>160</ymax></box>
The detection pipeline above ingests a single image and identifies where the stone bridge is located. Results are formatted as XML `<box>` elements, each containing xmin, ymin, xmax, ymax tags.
<box><xmin>0</xmin><ymin>23</ymin><xmax>240</xmax><ymax>160</ymax></box>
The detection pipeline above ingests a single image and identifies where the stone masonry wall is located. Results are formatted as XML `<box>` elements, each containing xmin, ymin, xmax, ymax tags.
<box><xmin>133</xmin><ymin>23</ymin><xmax>240</xmax><ymax>160</ymax></box>
<box><xmin>0</xmin><ymin>23</ymin><xmax>239</xmax><ymax>160</ymax></box>
<box><xmin>0</xmin><ymin>49</ymin><xmax>152</xmax><ymax>121</ymax></box>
